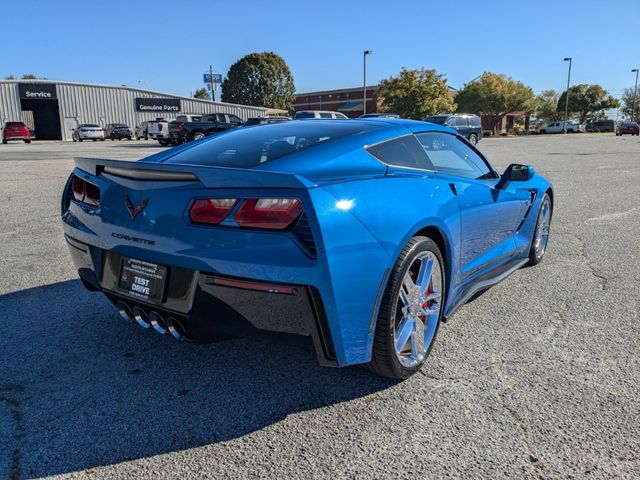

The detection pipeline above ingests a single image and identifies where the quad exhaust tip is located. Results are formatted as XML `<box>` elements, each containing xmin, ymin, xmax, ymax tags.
<box><xmin>117</xmin><ymin>301</ymin><xmax>132</xmax><ymax>322</ymax></box>
<box><xmin>116</xmin><ymin>301</ymin><xmax>187</xmax><ymax>341</ymax></box>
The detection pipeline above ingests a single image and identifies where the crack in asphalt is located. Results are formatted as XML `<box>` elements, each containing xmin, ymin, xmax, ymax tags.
<box><xmin>0</xmin><ymin>384</ymin><xmax>25</xmax><ymax>480</ymax></box>
<box><xmin>570</xmin><ymin>232</ymin><xmax>611</xmax><ymax>292</ymax></box>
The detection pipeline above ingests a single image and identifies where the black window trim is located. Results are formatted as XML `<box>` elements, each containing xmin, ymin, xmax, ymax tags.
<box><xmin>414</xmin><ymin>130</ymin><xmax>500</xmax><ymax>180</ymax></box>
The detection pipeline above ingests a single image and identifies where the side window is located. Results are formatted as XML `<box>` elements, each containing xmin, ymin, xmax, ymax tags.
<box><xmin>366</xmin><ymin>135</ymin><xmax>434</xmax><ymax>171</ymax></box>
<box><xmin>229</xmin><ymin>115</ymin><xmax>242</xmax><ymax>124</ymax></box>
<box><xmin>445</xmin><ymin>117</ymin><xmax>456</xmax><ymax>127</ymax></box>
<box><xmin>319</xmin><ymin>112</ymin><xmax>333</xmax><ymax>119</ymax></box>
<box><xmin>469</xmin><ymin>116</ymin><xmax>481</xmax><ymax>127</ymax></box>
<box><xmin>416</xmin><ymin>132</ymin><xmax>493</xmax><ymax>180</ymax></box>
<box><xmin>455</xmin><ymin>116</ymin><xmax>468</xmax><ymax>126</ymax></box>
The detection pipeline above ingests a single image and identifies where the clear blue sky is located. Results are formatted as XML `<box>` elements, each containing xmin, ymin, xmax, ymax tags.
<box><xmin>2</xmin><ymin>0</ymin><xmax>638</xmax><ymax>102</ymax></box>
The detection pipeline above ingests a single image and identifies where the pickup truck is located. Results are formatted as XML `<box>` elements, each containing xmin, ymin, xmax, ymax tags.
<box><xmin>539</xmin><ymin>121</ymin><xmax>585</xmax><ymax>134</ymax></box>
<box><xmin>147</xmin><ymin>118</ymin><xmax>174</xmax><ymax>145</ymax></box>
<box><xmin>169</xmin><ymin>113</ymin><xmax>243</xmax><ymax>143</ymax></box>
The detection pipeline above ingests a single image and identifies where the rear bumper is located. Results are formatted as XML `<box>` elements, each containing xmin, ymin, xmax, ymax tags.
<box><xmin>65</xmin><ymin>235</ymin><xmax>338</xmax><ymax>366</ymax></box>
<box><xmin>3</xmin><ymin>134</ymin><xmax>30</xmax><ymax>140</ymax></box>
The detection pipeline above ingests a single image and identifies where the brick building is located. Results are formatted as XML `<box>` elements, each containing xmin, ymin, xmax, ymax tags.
<box><xmin>293</xmin><ymin>85</ymin><xmax>379</xmax><ymax>118</ymax></box>
<box><xmin>293</xmin><ymin>84</ymin><xmax>459</xmax><ymax>118</ymax></box>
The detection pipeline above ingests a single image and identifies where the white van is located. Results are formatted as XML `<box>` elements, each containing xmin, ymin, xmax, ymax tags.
<box><xmin>294</xmin><ymin>110</ymin><xmax>348</xmax><ymax>120</ymax></box>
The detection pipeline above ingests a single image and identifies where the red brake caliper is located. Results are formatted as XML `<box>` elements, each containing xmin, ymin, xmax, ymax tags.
<box><xmin>419</xmin><ymin>281</ymin><xmax>432</xmax><ymax>322</ymax></box>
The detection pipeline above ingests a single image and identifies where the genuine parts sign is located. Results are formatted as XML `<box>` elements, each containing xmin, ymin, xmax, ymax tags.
<box><xmin>134</xmin><ymin>98</ymin><xmax>181</xmax><ymax>112</ymax></box>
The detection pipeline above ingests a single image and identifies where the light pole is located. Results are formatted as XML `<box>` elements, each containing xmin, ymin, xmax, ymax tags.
<box><xmin>632</xmin><ymin>68</ymin><xmax>639</xmax><ymax>122</ymax></box>
<box><xmin>563</xmin><ymin>57</ymin><xmax>572</xmax><ymax>133</ymax></box>
<box><xmin>363</xmin><ymin>50</ymin><xmax>373</xmax><ymax>115</ymax></box>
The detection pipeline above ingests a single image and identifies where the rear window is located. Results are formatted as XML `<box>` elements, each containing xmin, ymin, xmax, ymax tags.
<box><xmin>468</xmin><ymin>116</ymin><xmax>481</xmax><ymax>126</ymax></box>
<box><xmin>162</xmin><ymin>121</ymin><xmax>376</xmax><ymax>168</ymax></box>
<box><xmin>5</xmin><ymin>122</ymin><xmax>26</xmax><ymax>128</ymax></box>
<box><xmin>424</xmin><ymin>116</ymin><xmax>448</xmax><ymax>125</ymax></box>
<box><xmin>82</xmin><ymin>124</ymin><xmax>100</xmax><ymax>128</ymax></box>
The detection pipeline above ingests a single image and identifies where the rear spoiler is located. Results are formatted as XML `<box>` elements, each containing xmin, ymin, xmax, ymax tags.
<box><xmin>74</xmin><ymin>157</ymin><xmax>316</xmax><ymax>189</ymax></box>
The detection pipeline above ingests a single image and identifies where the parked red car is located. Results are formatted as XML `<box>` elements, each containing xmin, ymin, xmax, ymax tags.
<box><xmin>2</xmin><ymin>121</ymin><xmax>31</xmax><ymax>144</ymax></box>
<box><xmin>616</xmin><ymin>121</ymin><xmax>639</xmax><ymax>136</ymax></box>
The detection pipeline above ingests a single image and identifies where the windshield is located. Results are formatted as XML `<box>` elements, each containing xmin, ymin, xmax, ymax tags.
<box><xmin>82</xmin><ymin>124</ymin><xmax>100</xmax><ymax>128</ymax></box>
<box><xmin>162</xmin><ymin>121</ymin><xmax>376</xmax><ymax>168</ymax></box>
<box><xmin>424</xmin><ymin>116</ymin><xmax>448</xmax><ymax>125</ymax></box>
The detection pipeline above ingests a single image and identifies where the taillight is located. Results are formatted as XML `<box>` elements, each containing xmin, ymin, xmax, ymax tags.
<box><xmin>70</xmin><ymin>174</ymin><xmax>100</xmax><ymax>206</ymax></box>
<box><xmin>189</xmin><ymin>198</ymin><xmax>237</xmax><ymax>224</ymax></box>
<box><xmin>235</xmin><ymin>198</ymin><xmax>303</xmax><ymax>229</ymax></box>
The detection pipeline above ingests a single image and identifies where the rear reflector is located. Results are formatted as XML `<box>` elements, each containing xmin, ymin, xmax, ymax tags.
<box><xmin>235</xmin><ymin>198</ymin><xmax>303</xmax><ymax>229</ymax></box>
<box><xmin>189</xmin><ymin>198</ymin><xmax>237</xmax><ymax>224</ymax></box>
<box><xmin>208</xmin><ymin>276</ymin><xmax>297</xmax><ymax>295</ymax></box>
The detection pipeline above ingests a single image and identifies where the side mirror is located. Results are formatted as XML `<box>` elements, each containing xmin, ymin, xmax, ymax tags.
<box><xmin>496</xmin><ymin>163</ymin><xmax>535</xmax><ymax>189</ymax></box>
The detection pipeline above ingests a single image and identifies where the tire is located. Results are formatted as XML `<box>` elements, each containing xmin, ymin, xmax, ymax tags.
<box><xmin>93</xmin><ymin>139</ymin><xmax>97</xmax><ymax>142</ymax></box>
<box><xmin>368</xmin><ymin>236</ymin><xmax>446</xmax><ymax>380</ymax></box>
<box><xmin>158</xmin><ymin>139</ymin><xmax>170</xmax><ymax>146</ymax></box>
<box><xmin>528</xmin><ymin>193</ymin><xmax>552</xmax><ymax>265</ymax></box>
<box><xmin>540</xmin><ymin>130</ymin><xmax>546</xmax><ymax>134</ymax></box>
<box><xmin>192</xmin><ymin>131</ymin><xmax>205</xmax><ymax>141</ymax></box>
<box><xmin>468</xmin><ymin>133</ymin><xmax>478</xmax><ymax>145</ymax></box>
<box><xmin>79</xmin><ymin>138</ymin><xmax>83</xmax><ymax>142</ymax></box>
<box><xmin>144</xmin><ymin>134</ymin><xmax>148</xmax><ymax>140</ymax></box>
<box><xmin>1</xmin><ymin>139</ymin><xmax>6</xmax><ymax>144</ymax></box>
<box><xmin>73</xmin><ymin>138</ymin><xmax>77</xmax><ymax>142</ymax></box>
<box><xmin>25</xmin><ymin>139</ymin><xmax>31</xmax><ymax>144</ymax></box>
<box><xmin>127</xmin><ymin>136</ymin><xmax>132</xmax><ymax>140</ymax></box>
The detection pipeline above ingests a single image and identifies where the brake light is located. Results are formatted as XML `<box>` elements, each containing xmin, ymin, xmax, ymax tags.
<box><xmin>189</xmin><ymin>198</ymin><xmax>237</xmax><ymax>224</ymax></box>
<box><xmin>235</xmin><ymin>198</ymin><xmax>303</xmax><ymax>229</ymax></box>
<box><xmin>70</xmin><ymin>175</ymin><xmax>100</xmax><ymax>206</ymax></box>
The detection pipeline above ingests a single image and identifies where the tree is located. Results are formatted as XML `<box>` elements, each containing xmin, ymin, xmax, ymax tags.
<box><xmin>557</xmin><ymin>84</ymin><xmax>619</xmax><ymax>124</ymax></box>
<box><xmin>455</xmin><ymin>72</ymin><xmax>535</xmax><ymax>133</ymax></box>
<box><xmin>221</xmin><ymin>52</ymin><xmax>295</xmax><ymax>110</ymax></box>
<box><xmin>535</xmin><ymin>89</ymin><xmax>561</xmax><ymax>123</ymax></box>
<box><xmin>4</xmin><ymin>74</ymin><xmax>48</xmax><ymax>80</ymax></box>
<box><xmin>377</xmin><ymin>68</ymin><xmax>456</xmax><ymax>120</ymax></box>
<box><xmin>193</xmin><ymin>88</ymin><xmax>211</xmax><ymax>100</ymax></box>
<box><xmin>620</xmin><ymin>87</ymin><xmax>639</xmax><ymax>120</ymax></box>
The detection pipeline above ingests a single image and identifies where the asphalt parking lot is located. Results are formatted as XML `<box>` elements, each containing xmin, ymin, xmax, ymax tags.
<box><xmin>0</xmin><ymin>134</ymin><xmax>639</xmax><ymax>479</ymax></box>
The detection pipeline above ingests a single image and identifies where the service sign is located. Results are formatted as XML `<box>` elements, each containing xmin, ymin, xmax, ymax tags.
<box><xmin>18</xmin><ymin>83</ymin><xmax>57</xmax><ymax>99</ymax></box>
<box><xmin>134</xmin><ymin>97</ymin><xmax>181</xmax><ymax>112</ymax></box>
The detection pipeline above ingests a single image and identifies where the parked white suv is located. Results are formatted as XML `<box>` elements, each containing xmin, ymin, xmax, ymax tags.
<box><xmin>294</xmin><ymin>110</ymin><xmax>348</xmax><ymax>119</ymax></box>
<box><xmin>539</xmin><ymin>121</ymin><xmax>585</xmax><ymax>134</ymax></box>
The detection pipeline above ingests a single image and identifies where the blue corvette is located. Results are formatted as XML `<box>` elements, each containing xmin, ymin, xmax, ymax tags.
<box><xmin>61</xmin><ymin>119</ymin><xmax>553</xmax><ymax>379</ymax></box>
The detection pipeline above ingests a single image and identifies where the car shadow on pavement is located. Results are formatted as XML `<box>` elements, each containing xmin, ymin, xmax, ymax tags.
<box><xmin>0</xmin><ymin>280</ymin><xmax>392</xmax><ymax>478</ymax></box>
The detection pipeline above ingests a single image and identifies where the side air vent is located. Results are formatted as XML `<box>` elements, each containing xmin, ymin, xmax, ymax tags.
<box><xmin>291</xmin><ymin>213</ymin><xmax>317</xmax><ymax>257</ymax></box>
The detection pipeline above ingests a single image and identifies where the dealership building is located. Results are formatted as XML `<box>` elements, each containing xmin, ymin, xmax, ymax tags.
<box><xmin>0</xmin><ymin>80</ymin><xmax>269</xmax><ymax>141</ymax></box>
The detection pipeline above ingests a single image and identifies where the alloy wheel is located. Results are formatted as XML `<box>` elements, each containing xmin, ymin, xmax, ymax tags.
<box><xmin>393</xmin><ymin>251</ymin><xmax>443</xmax><ymax>368</ymax></box>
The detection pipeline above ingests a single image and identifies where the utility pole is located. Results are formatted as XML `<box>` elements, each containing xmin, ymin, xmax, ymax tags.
<box><xmin>563</xmin><ymin>57</ymin><xmax>572</xmax><ymax>134</ymax></box>
<box><xmin>209</xmin><ymin>65</ymin><xmax>215</xmax><ymax>102</ymax></box>
<box><xmin>632</xmin><ymin>68</ymin><xmax>639</xmax><ymax>122</ymax></box>
<box><xmin>363</xmin><ymin>50</ymin><xmax>372</xmax><ymax>115</ymax></box>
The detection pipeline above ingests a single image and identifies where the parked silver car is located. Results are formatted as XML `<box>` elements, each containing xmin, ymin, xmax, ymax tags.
<box><xmin>72</xmin><ymin>124</ymin><xmax>105</xmax><ymax>142</ymax></box>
